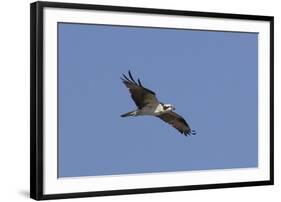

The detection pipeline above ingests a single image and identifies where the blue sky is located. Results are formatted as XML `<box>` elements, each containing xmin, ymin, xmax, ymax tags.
<box><xmin>58</xmin><ymin>23</ymin><xmax>258</xmax><ymax>177</ymax></box>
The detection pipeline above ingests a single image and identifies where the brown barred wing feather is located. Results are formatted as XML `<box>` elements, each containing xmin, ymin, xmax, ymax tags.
<box><xmin>121</xmin><ymin>71</ymin><xmax>159</xmax><ymax>109</ymax></box>
<box><xmin>157</xmin><ymin>111</ymin><xmax>196</xmax><ymax>136</ymax></box>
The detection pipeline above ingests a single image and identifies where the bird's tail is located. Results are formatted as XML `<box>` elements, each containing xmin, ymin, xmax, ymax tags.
<box><xmin>120</xmin><ymin>110</ymin><xmax>137</xmax><ymax>117</ymax></box>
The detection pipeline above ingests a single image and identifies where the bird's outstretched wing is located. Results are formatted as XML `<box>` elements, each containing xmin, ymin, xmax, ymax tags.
<box><xmin>121</xmin><ymin>71</ymin><xmax>159</xmax><ymax>109</ymax></box>
<box><xmin>157</xmin><ymin>111</ymin><xmax>196</xmax><ymax>136</ymax></box>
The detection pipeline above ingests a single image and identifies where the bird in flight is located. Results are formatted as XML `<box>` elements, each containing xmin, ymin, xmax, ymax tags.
<box><xmin>120</xmin><ymin>71</ymin><xmax>196</xmax><ymax>136</ymax></box>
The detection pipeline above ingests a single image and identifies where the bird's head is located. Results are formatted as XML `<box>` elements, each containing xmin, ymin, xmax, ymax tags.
<box><xmin>163</xmin><ymin>104</ymin><xmax>175</xmax><ymax>111</ymax></box>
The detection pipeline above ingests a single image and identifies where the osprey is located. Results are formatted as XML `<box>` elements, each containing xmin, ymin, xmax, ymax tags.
<box><xmin>121</xmin><ymin>71</ymin><xmax>196</xmax><ymax>136</ymax></box>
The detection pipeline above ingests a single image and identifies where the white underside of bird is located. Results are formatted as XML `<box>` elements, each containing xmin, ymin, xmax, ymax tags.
<box><xmin>121</xmin><ymin>103</ymin><xmax>174</xmax><ymax>117</ymax></box>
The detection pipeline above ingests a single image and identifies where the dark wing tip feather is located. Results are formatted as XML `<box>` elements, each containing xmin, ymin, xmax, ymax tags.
<box><xmin>137</xmin><ymin>78</ymin><xmax>143</xmax><ymax>87</ymax></box>
<box><xmin>122</xmin><ymin>71</ymin><xmax>138</xmax><ymax>86</ymax></box>
<box><xmin>184</xmin><ymin>129</ymin><xmax>196</xmax><ymax>136</ymax></box>
<box><xmin>128</xmin><ymin>70</ymin><xmax>138</xmax><ymax>84</ymax></box>
<box><xmin>190</xmin><ymin>130</ymin><xmax>197</xmax><ymax>135</ymax></box>
<box><xmin>122</xmin><ymin>71</ymin><xmax>144</xmax><ymax>87</ymax></box>
<box><xmin>122</xmin><ymin>74</ymin><xmax>131</xmax><ymax>82</ymax></box>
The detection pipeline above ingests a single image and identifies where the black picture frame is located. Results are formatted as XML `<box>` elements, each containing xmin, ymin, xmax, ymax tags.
<box><xmin>30</xmin><ymin>1</ymin><xmax>274</xmax><ymax>200</ymax></box>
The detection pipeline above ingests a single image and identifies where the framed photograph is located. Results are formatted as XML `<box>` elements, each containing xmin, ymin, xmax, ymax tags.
<box><xmin>30</xmin><ymin>1</ymin><xmax>274</xmax><ymax>200</ymax></box>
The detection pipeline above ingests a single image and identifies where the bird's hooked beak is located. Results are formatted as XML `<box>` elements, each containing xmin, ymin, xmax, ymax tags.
<box><xmin>172</xmin><ymin>106</ymin><xmax>176</xmax><ymax>110</ymax></box>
